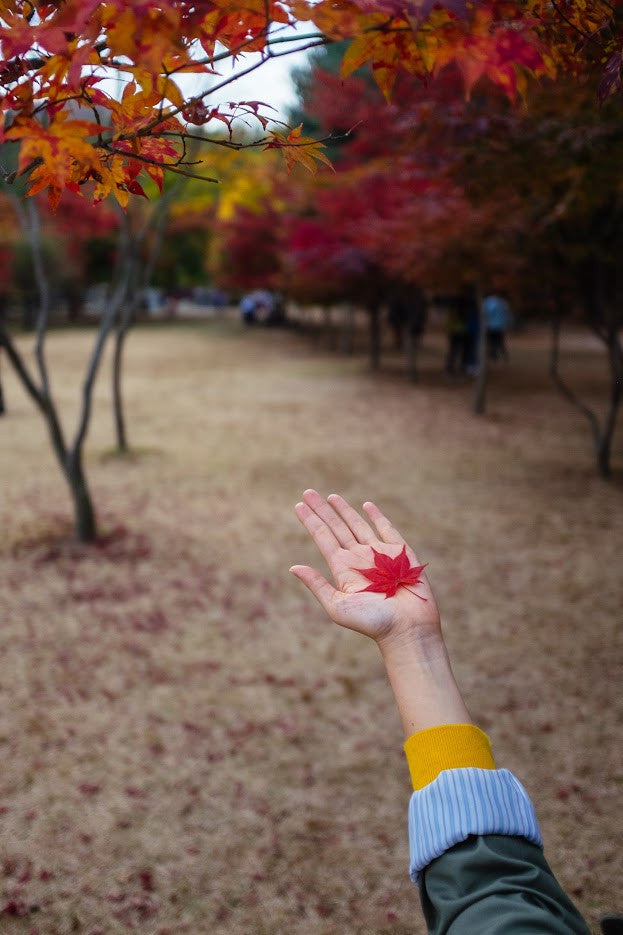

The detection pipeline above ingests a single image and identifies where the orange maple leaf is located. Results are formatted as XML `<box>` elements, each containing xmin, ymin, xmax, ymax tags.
<box><xmin>265</xmin><ymin>125</ymin><xmax>332</xmax><ymax>173</ymax></box>
<box><xmin>5</xmin><ymin>112</ymin><xmax>103</xmax><ymax>208</ymax></box>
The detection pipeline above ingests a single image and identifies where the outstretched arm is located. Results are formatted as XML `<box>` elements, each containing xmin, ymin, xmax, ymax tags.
<box><xmin>291</xmin><ymin>491</ymin><xmax>591</xmax><ymax>935</ymax></box>
<box><xmin>290</xmin><ymin>489</ymin><xmax>471</xmax><ymax>736</ymax></box>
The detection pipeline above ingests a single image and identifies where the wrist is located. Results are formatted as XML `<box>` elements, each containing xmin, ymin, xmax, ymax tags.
<box><xmin>376</xmin><ymin>620</ymin><xmax>445</xmax><ymax>665</ymax></box>
<box><xmin>376</xmin><ymin>624</ymin><xmax>472</xmax><ymax>737</ymax></box>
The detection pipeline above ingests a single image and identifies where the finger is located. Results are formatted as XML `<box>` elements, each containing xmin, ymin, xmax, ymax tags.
<box><xmin>289</xmin><ymin>565</ymin><xmax>338</xmax><ymax>617</ymax></box>
<box><xmin>362</xmin><ymin>501</ymin><xmax>408</xmax><ymax>546</ymax></box>
<box><xmin>326</xmin><ymin>493</ymin><xmax>377</xmax><ymax>545</ymax></box>
<box><xmin>294</xmin><ymin>500</ymin><xmax>342</xmax><ymax>562</ymax></box>
<box><xmin>302</xmin><ymin>488</ymin><xmax>358</xmax><ymax>548</ymax></box>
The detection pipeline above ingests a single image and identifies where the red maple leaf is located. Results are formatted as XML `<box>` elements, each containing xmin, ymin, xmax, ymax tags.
<box><xmin>355</xmin><ymin>545</ymin><xmax>427</xmax><ymax>600</ymax></box>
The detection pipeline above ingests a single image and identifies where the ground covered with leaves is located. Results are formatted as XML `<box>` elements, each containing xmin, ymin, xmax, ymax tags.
<box><xmin>0</xmin><ymin>320</ymin><xmax>621</xmax><ymax>934</ymax></box>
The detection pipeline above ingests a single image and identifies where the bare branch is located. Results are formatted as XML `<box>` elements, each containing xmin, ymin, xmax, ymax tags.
<box><xmin>72</xmin><ymin>221</ymin><xmax>134</xmax><ymax>455</ymax></box>
<box><xmin>105</xmin><ymin>147</ymin><xmax>220</xmax><ymax>183</ymax></box>
<box><xmin>9</xmin><ymin>194</ymin><xmax>54</xmax><ymax>398</ymax></box>
<box><xmin>0</xmin><ymin>326</ymin><xmax>45</xmax><ymax>413</ymax></box>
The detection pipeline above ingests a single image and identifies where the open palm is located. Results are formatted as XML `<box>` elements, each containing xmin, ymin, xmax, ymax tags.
<box><xmin>290</xmin><ymin>490</ymin><xmax>441</xmax><ymax>643</ymax></box>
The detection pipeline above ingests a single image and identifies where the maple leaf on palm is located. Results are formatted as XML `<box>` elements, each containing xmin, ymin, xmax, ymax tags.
<box><xmin>354</xmin><ymin>545</ymin><xmax>427</xmax><ymax>599</ymax></box>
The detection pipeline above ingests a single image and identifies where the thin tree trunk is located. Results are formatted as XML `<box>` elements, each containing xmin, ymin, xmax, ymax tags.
<box><xmin>0</xmin><ymin>320</ymin><xmax>100</xmax><ymax>538</ymax></box>
<box><xmin>107</xmin><ymin>207</ymin><xmax>135</xmax><ymax>452</ymax></box>
<box><xmin>595</xmin><ymin>325</ymin><xmax>623</xmax><ymax>478</ymax></box>
<box><xmin>10</xmin><ymin>196</ymin><xmax>100</xmax><ymax>540</ymax></box>
<box><xmin>66</xmin><ymin>452</ymin><xmax>97</xmax><ymax>542</ymax></box>
<box><xmin>473</xmin><ymin>282</ymin><xmax>488</xmax><ymax>415</ymax></box>
<box><xmin>5</xmin><ymin>195</ymin><xmax>132</xmax><ymax>541</ymax></box>
<box><xmin>109</xmin><ymin>185</ymin><xmax>179</xmax><ymax>452</ymax></box>
<box><xmin>548</xmin><ymin>312</ymin><xmax>618</xmax><ymax>479</ymax></box>
<box><xmin>112</xmin><ymin>318</ymin><xmax>130</xmax><ymax>452</ymax></box>
<box><xmin>368</xmin><ymin>303</ymin><xmax>381</xmax><ymax>371</ymax></box>
<box><xmin>0</xmin><ymin>300</ymin><xmax>5</xmax><ymax>414</ymax></box>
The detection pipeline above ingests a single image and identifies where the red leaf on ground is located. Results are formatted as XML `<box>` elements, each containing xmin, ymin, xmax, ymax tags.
<box><xmin>1</xmin><ymin>899</ymin><xmax>28</xmax><ymax>916</ymax></box>
<box><xmin>355</xmin><ymin>545</ymin><xmax>427</xmax><ymax>600</ymax></box>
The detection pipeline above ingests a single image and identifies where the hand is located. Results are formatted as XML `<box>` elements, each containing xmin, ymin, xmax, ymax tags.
<box><xmin>290</xmin><ymin>490</ymin><xmax>441</xmax><ymax>648</ymax></box>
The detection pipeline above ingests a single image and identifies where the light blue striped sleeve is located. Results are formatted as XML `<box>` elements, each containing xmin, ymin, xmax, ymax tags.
<box><xmin>407</xmin><ymin>768</ymin><xmax>543</xmax><ymax>882</ymax></box>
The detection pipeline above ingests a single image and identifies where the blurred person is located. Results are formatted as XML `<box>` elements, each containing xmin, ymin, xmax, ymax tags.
<box><xmin>484</xmin><ymin>291</ymin><xmax>512</xmax><ymax>361</ymax></box>
<box><xmin>240</xmin><ymin>292</ymin><xmax>257</xmax><ymax>324</ymax></box>
<box><xmin>290</xmin><ymin>490</ymin><xmax>590</xmax><ymax>935</ymax></box>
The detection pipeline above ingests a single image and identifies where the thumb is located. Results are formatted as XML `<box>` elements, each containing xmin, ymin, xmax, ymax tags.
<box><xmin>289</xmin><ymin>565</ymin><xmax>338</xmax><ymax>617</ymax></box>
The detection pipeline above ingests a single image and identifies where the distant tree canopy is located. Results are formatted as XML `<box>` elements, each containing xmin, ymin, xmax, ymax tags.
<box><xmin>210</xmin><ymin>43</ymin><xmax>623</xmax><ymax>474</ymax></box>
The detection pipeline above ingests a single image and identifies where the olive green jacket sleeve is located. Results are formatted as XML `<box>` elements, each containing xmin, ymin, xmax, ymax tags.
<box><xmin>419</xmin><ymin>834</ymin><xmax>591</xmax><ymax>935</ymax></box>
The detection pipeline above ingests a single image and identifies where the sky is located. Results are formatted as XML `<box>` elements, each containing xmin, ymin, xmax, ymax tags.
<box><xmin>206</xmin><ymin>48</ymin><xmax>312</xmax><ymax>120</ymax></box>
<box><xmin>173</xmin><ymin>26</ymin><xmax>316</xmax><ymax>126</ymax></box>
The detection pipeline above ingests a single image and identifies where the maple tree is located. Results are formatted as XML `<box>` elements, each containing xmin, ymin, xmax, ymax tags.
<box><xmin>211</xmin><ymin>203</ymin><xmax>284</xmax><ymax>292</ymax></box>
<box><xmin>355</xmin><ymin>545</ymin><xmax>427</xmax><ymax>599</ymax></box>
<box><xmin>290</xmin><ymin>41</ymin><xmax>622</xmax><ymax>447</ymax></box>
<box><xmin>0</xmin><ymin>182</ymin><xmax>126</xmax><ymax>541</ymax></box>
<box><xmin>281</xmin><ymin>59</ymin><xmax>474</xmax><ymax>370</ymax></box>
<box><xmin>278</xmin><ymin>46</ymin><xmax>623</xmax><ymax>472</ymax></box>
<box><xmin>407</xmin><ymin>70</ymin><xmax>623</xmax><ymax>474</ymax></box>
<box><xmin>2</xmin><ymin>0</ymin><xmax>622</xmax><ymax>211</ymax></box>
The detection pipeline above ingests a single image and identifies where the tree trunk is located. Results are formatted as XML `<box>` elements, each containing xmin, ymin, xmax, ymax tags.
<box><xmin>3</xmin><ymin>194</ymin><xmax>127</xmax><ymax>542</ymax></box>
<box><xmin>0</xmin><ymin>326</ymin><xmax>99</xmax><ymax>541</ymax></box>
<box><xmin>66</xmin><ymin>453</ymin><xmax>97</xmax><ymax>543</ymax></box>
<box><xmin>113</xmin><ymin>320</ymin><xmax>130</xmax><ymax>453</ymax></box>
<box><xmin>549</xmin><ymin>311</ymin><xmax>622</xmax><ymax>479</ymax></box>
<box><xmin>368</xmin><ymin>303</ymin><xmax>381</xmax><ymax>371</ymax></box>
<box><xmin>597</xmin><ymin>437</ymin><xmax>611</xmax><ymax>479</ymax></box>
<box><xmin>473</xmin><ymin>283</ymin><xmax>488</xmax><ymax>415</ymax></box>
<box><xmin>108</xmin><ymin>188</ymin><xmax>178</xmax><ymax>453</ymax></box>
<box><xmin>0</xmin><ymin>300</ymin><xmax>5</xmax><ymax>413</ymax></box>
<box><xmin>594</xmin><ymin>326</ymin><xmax>623</xmax><ymax>479</ymax></box>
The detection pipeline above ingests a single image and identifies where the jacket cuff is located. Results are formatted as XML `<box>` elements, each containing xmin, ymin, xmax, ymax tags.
<box><xmin>407</xmin><ymin>768</ymin><xmax>543</xmax><ymax>882</ymax></box>
<box><xmin>404</xmin><ymin>723</ymin><xmax>496</xmax><ymax>790</ymax></box>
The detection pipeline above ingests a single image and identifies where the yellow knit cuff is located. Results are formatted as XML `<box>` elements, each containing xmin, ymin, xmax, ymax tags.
<box><xmin>404</xmin><ymin>723</ymin><xmax>496</xmax><ymax>790</ymax></box>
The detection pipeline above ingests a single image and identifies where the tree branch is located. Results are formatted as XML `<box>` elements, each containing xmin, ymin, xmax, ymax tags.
<box><xmin>0</xmin><ymin>326</ymin><xmax>45</xmax><ymax>413</ymax></box>
<box><xmin>105</xmin><ymin>146</ymin><xmax>220</xmax><ymax>182</ymax></box>
<box><xmin>71</xmin><ymin>220</ymin><xmax>134</xmax><ymax>455</ymax></box>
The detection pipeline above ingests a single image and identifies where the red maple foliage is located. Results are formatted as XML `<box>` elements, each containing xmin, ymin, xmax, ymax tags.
<box><xmin>355</xmin><ymin>545</ymin><xmax>427</xmax><ymax>599</ymax></box>
<box><xmin>1</xmin><ymin>0</ymin><xmax>619</xmax><ymax>208</ymax></box>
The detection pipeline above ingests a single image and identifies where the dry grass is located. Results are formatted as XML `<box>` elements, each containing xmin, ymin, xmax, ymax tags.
<box><xmin>0</xmin><ymin>320</ymin><xmax>621</xmax><ymax>935</ymax></box>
